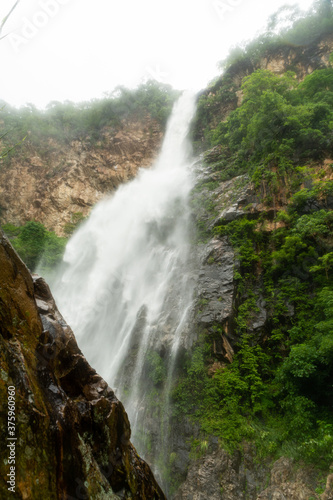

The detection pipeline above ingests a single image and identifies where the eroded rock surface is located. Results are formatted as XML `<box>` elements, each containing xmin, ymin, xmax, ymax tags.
<box><xmin>196</xmin><ymin>237</ymin><xmax>236</xmax><ymax>355</ymax></box>
<box><xmin>0</xmin><ymin>231</ymin><xmax>166</xmax><ymax>499</ymax></box>
<box><xmin>173</xmin><ymin>446</ymin><xmax>268</xmax><ymax>500</ymax></box>
<box><xmin>0</xmin><ymin>119</ymin><xmax>162</xmax><ymax>235</ymax></box>
<box><xmin>174</xmin><ymin>452</ymin><xmax>333</xmax><ymax>500</ymax></box>
<box><xmin>193</xmin><ymin>33</ymin><xmax>333</xmax><ymax>140</ymax></box>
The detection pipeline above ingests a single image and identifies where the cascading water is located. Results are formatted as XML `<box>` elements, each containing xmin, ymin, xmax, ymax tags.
<box><xmin>51</xmin><ymin>91</ymin><xmax>197</xmax><ymax>494</ymax></box>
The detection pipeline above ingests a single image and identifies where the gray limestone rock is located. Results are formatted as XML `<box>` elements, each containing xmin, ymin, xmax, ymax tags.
<box><xmin>197</xmin><ymin>237</ymin><xmax>236</xmax><ymax>329</ymax></box>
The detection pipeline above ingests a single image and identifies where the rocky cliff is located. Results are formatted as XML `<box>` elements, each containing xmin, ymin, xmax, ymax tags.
<box><xmin>166</xmin><ymin>29</ymin><xmax>333</xmax><ymax>500</ymax></box>
<box><xmin>0</xmin><ymin>230</ymin><xmax>166</xmax><ymax>499</ymax></box>
<box><xmin>169</xmin><ymin>159</ymin><xmax>333</xmax><ymax>500</ymax></box>
<box><xmin>192</xmin><ymin>32</ymin><xmax>333</xmax><ymax>147</ymax></box>
<box><xmin>0</xmin><ymin>117</ymin><xmax>162</xmax><ymax>236</ymax></box>
<box><xmin>1</xmin><ymin>17</ymin><xmax>333</xmax><ymax>500</ymax></box>
<box><xmin>175</xmin><ymin>451</ymin><xmax>333</xmax><ymax>500</ymax></box>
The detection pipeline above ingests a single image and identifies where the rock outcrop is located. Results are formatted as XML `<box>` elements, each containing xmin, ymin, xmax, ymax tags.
<box><xmin>193</xmin><ymin>33</ymin><xmax>333</xmax><ymax>145</ymax></box>
<box><xmin>0</xmin><ymin>230</ymin><xmax>166</xmax><ymax>499</ymax></box>
<box><xmin>173</xmin><ymin>153</ymin><xmax>333</xmax><ymax>499</ymax></box>
<box><xmin>174</xmin><ymin>451</ymin><xmax>333</xmax><ymax>500</ymax></box>
<box><xmin>231</xmin><ymin>32</ymin><xmax>333</xmax><ymax>84</ymax></box>
<box><xmin>192</xmin><ymin>170</ymin><xmax>260</xmax><ymax>354</ymax></box>
<box><xmin>192</xmin><ymin>156</ymin><xmax>333</xmax><ymax>362</ymax></box>
<box><xmin>0</xmin><ymin>118</ymin><xmax>162</xmax><ymax>235</ymax></box>
<box><xmin>173</xmin><ymin>446</ymin><xmax>268</xmax><ymax>500</ymax></box>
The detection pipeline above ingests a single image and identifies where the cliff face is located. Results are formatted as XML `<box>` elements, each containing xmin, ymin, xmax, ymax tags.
<box><xmin>170</xmin><ymin>161</ymin><xmax>333</xmax><ymax>500</ymax></box>
<box><xmin>230</xmin><ymin>32</ymin><xmax>333</xmax><ymax>83</ymax></box>
<box><xmin>0</xmin><ymin>117</ymin><xmax>162</xmax><ymax>235</ymax></box>
<box><xmin>0</xmin><ymin>230</ymin><xmax>166</xmax><ymax>499</ymax></box>
<box><xmin>192</xmin><ymin>33</ymin><xmax>333</xmax><ymax>145</ymax></box>
<box><xmin>174</xmin><ymin>451</ymin><xmax>333</xmax><ymax>500</ymax></box>
<box><xmin>167</xmin><ymin>31</ymin><xmax>333</xmax><ymax>500</ymax></box>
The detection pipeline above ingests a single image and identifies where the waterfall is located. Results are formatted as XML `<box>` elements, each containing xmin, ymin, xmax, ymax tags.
<box><xmin>51</xmin><ymin>91</ymin><xmax>197</xmax><ymax>493</ymax></box>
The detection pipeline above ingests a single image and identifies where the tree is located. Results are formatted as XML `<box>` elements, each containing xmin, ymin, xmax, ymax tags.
<box><xmin>314</xmin><ymin>0</ymin><xmax>333</xmax><ymax>18</ymax></box>
<box><xmin>12</xmin><ymin>221</ymin><xmax>47</xmax><ymax>270</ymax></box>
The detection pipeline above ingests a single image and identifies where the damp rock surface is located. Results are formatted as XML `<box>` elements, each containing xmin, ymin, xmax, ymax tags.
<box><xmin>0</xmin><ymin>230</ymin><xmax>166</xmax><ymax>499</ymax></box>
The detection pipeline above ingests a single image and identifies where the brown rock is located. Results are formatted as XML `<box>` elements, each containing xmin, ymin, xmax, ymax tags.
<box><xmin>174</xmin><ymin>450</ymin><xmax>331</xmax><ymax>500</ymax></box>
<box><xmin>0</xmin><ymin>231</ymin><xmax>166</xmax><ymax>499</ymax></box>
<box><xmin>321</xmin><ymin>474</ymin><xmax>333</xmax><ymax>500</ymax></box>
<box><xmin>221</xmin><ymin>334</ymin><xmax>234</xmax><ymax>363</ymax></box>
<box><xmin>257</xmin><ymin>457</ymin><xmax>319</xmax><ymax>500</ymax></box>
<box><xmin>0</xmin><ymin>118</ymin><xmax>163</xmax><ymax>235</ymax></box>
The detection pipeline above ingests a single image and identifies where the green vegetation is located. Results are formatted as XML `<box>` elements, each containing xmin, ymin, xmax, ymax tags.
<box><xmin>174</xmin><ymin>0</ymin><xmax>333</xmax><ymax>471</ymax></box>
<box><xmin>219</xmin><ymin>0</ymin><xmax>333</xmax><ymax>71</ymax></box>
<box><xmin>63</xmin><ymin>212</ymin><xmax>86</xmax><ymax>236</ymax></box>
<box><xmin>192</xmin><ymin>0</ymin><xmax>333</xmax><ymax>157</ymax></box>
<box><xmin>174</xmin><ymin>192</ymin><xmax>333</xmax><ymax>465</ymax></box>
<box><xmin>0</xmin><ymin>80</ymin><xmax>178</xmax><ymax>155</ymax></box>
<box><xmin>2</xmin><ymin>221</ymin><xmax>66</xmax><ymax>273</ymax></box>
<box><xmin>195</xmin><ymin>67</ymin><xmax>333</xmax><ymax>186</ymax></box>
<box><xmin>145</xmin><ymin>351</ymin><xmax>167</xmax><ymax>386</ymax></box>
<box><xmin>1</xmin><ymin>1</ymin><xmax>332</xmax><ymax>490</ymax></box>
<box><xmin>192</xmin><ymin>75</ymin><xmax>238</xmax><ymax>149</ymax></box>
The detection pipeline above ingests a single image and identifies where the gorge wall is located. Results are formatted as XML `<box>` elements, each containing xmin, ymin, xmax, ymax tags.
<box><xmin>0</xmin><ymin>229</ymin><xmax>166</xmax><ymax>499</ymax></box>
<box><xmin>166</xmin><ymin>30</ymin><xmax>333</xmax><ymax>500</ymax></box>
<box><xmin>1</xmin><ymin>34</ymin><xmax>332</xmax><ymax>238</ymax></box>
<box><xmin>0</xmin><ymin>117</ymin><xmax>163</xmax><ymax>236</ymax></box>
<box><xmin>170</xmin><ymin>161</ymin><xmax>333</xmax><ymax>500</ymax></box>
<box><xmin>193</xmin><ymin>32</ymin><xmax>333</xmax><ymax>146</ymax></box>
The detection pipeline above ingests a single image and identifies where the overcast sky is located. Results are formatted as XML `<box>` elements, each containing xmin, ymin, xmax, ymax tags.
<box><xmin>1</xmin><ymin>0</ymin><xmax>315</xmax><ymax>108</ymax></box>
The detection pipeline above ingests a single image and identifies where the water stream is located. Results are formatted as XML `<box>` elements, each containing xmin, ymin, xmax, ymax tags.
<box><xmin>51</xmin><ymin>91</ymin><xmax>197</xmax><ymax>494</ymax></box>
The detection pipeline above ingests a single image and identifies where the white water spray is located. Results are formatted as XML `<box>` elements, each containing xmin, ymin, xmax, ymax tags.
<box><xmin>51</xmin><ymin>91</ymin><xmax>197</xmax><ymax>485</ymax></box>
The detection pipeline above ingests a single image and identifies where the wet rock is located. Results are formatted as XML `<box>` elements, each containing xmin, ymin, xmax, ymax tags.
<box><xmin>0</xmin><ymin>231</ymin><xmax>166</xmax><ymax>499</ymax></box>
<box><xmin>196</xmin><ymin>237</ymin><xmax>236</xmax><ymax>350</ymax></box>
<box><xmin>173</xmin><ymin>446</ymin><xmax>269</xmax><ymax>500</ymax></box>
<box><xmin>212</xmin><ymin>176</ymin><xmax>261</xmax><ymax>228</ymax></box>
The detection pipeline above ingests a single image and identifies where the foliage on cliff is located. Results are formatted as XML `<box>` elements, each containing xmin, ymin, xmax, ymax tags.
<box><xmin>192</xmin><ymin>0</ymin><xmax>333</xmax><ymax>151</ymax></box>
<box><xmin>0</xmin><ymin>80</ymin><xmax>178</xmax><ymax>155</ymax></box>
<box><xmin>211</xmin><ymin>68</ymin><xmax>333</xmax><ymax>175</ymax></box>
<box><xmin>219</xmin><ymin>0</ymin><xmax>333</xmax><ymax>71</ymax></box>
<box><xmin>2</xmin><ymin>221</ymin><xmax>67</xmax><ymax>273</ymax></box>
<box><xmin>194</xmin><ymin>65</ymin><xmax>333</xmax><ymax>172</ymax></box>
<box><xmin>174</xmin><ymin>183</ymin><xmax>333</xmax><ymax>465</ymax></box>
<box><xmin>174</xmin><ymin>3</ymin><xmax>333</xmax><ymax>472</ymax></box>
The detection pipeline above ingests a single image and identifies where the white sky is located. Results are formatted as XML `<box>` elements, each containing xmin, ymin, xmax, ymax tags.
<box><xmin>0</xmin><ymin>0</ymin><xmax>315</xmax><ymax>108</ymax></box>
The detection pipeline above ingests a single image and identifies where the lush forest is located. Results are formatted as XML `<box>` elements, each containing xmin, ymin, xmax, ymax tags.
<box><xmin>172</xmin><ymin>0</ymin><xmax>333</xmax><ymax>482</ymax></box>
<box><xmin>219</xmin><ymin>0</ymin><xmax>333</xmax><ymax>72</ymax></box>
<box><xmin>0</xmin><ymin>80</ymin><xmax>178</xmax><ymax>154</ymax></box>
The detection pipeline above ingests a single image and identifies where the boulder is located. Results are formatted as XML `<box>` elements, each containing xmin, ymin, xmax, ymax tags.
<box><xmin>0</xmin><ymin>230</ymin><xmax>165</xmax><ymax>499</ymax></box>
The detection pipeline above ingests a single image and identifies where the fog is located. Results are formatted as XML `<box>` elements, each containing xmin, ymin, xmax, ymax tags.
<box><xmin>1</xmin><ymin>0</ymin><xmax>314</xmax><ymax>107</ymax></box>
